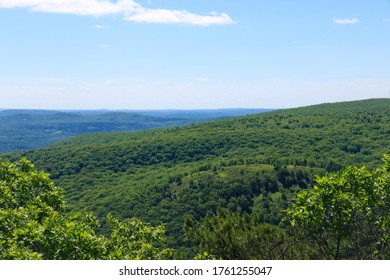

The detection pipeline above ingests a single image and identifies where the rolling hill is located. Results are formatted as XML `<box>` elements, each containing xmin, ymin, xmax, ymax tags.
<box><xmin>1</xmin><ymin>98</ymin><xmax>389</xmax><ymax>256</ymax></box>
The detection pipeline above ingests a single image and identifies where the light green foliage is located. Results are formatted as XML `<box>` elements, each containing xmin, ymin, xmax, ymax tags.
<box><xmin>286</xmin><ymin>155</ymin><xmax>390</xmax><ymax>259</ymax></box>
<box><xmin>193</xmin><ymin>251</ymin><xmax>218</xmax><ymax>260</ymax></box>
<box><xmin>0</xmin><ymin>157</ymin><xmax>64</xmax><ymax>212</ymax></box>
<box><xmin>0</xmin><ymin>159</ymin><xmax>172</xmax><ymax>260</ymax></box>
<box><xmin>106</xmin><ymin>214</ymin><xmax>172</xmax><ymax>260</ymax></box>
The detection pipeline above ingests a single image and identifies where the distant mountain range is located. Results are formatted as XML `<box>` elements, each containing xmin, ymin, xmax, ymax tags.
<box><xmin>0</xmin><ymin>108</ymin><xmax>272</xmax><ymax>153</ymax></box>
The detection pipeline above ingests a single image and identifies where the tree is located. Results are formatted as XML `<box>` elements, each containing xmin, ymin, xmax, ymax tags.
<box><xmin>185</xmin><ymin>208</ymin><xmax>309</xmax><ymax>260</ymax></box>
<box><xmin>105</xmin><ymin>214</ymin><xmax>172</xmax><ymax>260</ymax></box>
<box><xmin>285</xmin><ymin>155</ymin><xmax>390</xmax><ymax>259</ymax></box>
<box><xmin>0</xmin><ymin>158</ymin><xmax>172</xmax><ymax>260</ymax></box>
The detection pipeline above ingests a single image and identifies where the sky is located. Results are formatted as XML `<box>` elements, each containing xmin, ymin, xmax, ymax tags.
<box><xmin>0</xmin><ymin>0</ymin><xmax>390</xmax><ymax>110</ymax></box>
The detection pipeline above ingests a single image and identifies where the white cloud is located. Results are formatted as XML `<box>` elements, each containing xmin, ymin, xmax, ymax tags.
<box><xmin>98</xmin><ymin>43</ymin><xmax>109</xmax><ymax>48</ymax></box>
<box><xmin>0</xmin><ymin>0</ymin><xmax>235</xmax><ymax>26</ymax></box>
<box><xmin>333</xmin><ymin>17</ymin><xmax>359</xmax><ymax>24</ymax></box>
<box><xmin>125</xmin><ymin>9</ymin><xmax>234</xmax><ymax>26</ymax></box>
<box><xmin>0</xmin><ymin>0</ymin><xmax>138</xmax><ymax>16</ymax></box>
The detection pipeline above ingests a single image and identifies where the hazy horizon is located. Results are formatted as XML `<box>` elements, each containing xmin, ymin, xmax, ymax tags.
<box><xmin>0</xmin><ymin>97</ymin><xmax>386</xmax><ymax>112</ymax></box>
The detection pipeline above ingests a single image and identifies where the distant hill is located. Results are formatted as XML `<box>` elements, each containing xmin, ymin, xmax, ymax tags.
<box><xmin>1</xmin><ymin>98</ymin><xmax>389</xmax><ymax>255</ymax></box>
<box><xmin>118</xmin><ymin>108</ymin><xmax>273</xmax><ymax>119</ymax></box>
<box><xmin>0</xmin><ymin>108</ymin><xmax>271</xmax><ymax>153</ymax></box>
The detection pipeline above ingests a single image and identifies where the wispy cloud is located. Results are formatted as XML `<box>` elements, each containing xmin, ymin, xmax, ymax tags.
<box><xmin>0</xmin><ymin>0</ymin><xmax>137</xmax><ymax>16</ymax></box>
<box><xmin>125</xmin><ymin>9</ymin><xmax>234</xmax><ymax>26</ymax></box>
<box><xmin>0</xmin><ymin>0</ymin><xmax>235</xmax><ymax>26</ymax></box>
<box><xmin>93</xmin><ymin>24</ymin><xmax>109</xmax><ymax>29</ymax></box>
<box><xmin>98</xmin><ymin>43</ymin><xmax>109</xmax><ymax>48</ymax></box>
<box><xmin>196</xmin><ymin>77</ymin><xmax>210</xmax><ymax>82</ymax></box>
<box><xmin>333</xmin><ymin>17</ymin><xmax>359</xmax><ymax>24</ymax></box>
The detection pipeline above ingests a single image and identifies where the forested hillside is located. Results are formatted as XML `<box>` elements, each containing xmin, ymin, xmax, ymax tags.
<box><xmin>0</xmin><ymin>108</ymin><xmax>269</xmax><ymax>153</ymax></box>
<box><xmin>1</xmin><ymin>99</ymin><xmax>389</xmax><ymax>259</ymax></box>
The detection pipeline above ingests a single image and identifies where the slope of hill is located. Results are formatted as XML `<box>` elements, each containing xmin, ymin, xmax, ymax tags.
<box><xmin>1</xmin><ymin>99</ymin><xmax>389</xmax><ymax>255</ymax></box>
<box><xmin>0</xmin><ymin>108</ymin><xmax>270</xmax><ymax>153</ymax></box>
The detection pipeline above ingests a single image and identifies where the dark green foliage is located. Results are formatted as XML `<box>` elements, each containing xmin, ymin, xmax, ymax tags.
<box><xmin>185</xmin><ymin>209</ymin><xmax>310</xmax><ymax>260</ymax></box>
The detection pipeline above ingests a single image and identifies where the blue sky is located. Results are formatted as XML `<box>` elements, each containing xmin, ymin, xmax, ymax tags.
<box><xmin>1</xmin><ymin>0</ymin><xmax>390</xmax><ymax>109</ymax></box>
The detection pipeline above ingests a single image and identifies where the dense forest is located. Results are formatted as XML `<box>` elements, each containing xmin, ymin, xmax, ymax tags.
<box><xmin>0</xmin><ymin>99</ymin><xmax>389</xmax><ymax>259</ymax></box>
<box><xmin>0</xmin><ymin>108</ymin><xmax>269</xmax><ymax>153</ymax></box>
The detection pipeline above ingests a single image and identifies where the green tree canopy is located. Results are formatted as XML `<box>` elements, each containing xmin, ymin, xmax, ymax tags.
<box><xmin>0</xmin><ymin>158</ymin><xmax>172</xmax><ymax>260</ymax></box>
<box><xmin>286</xmin><ymin>155</ymin><xmax>390</xmax><ymax>259</ymax></box>
<box><xmin>185</xmin><ymin>208</ymin><xmax>310</xmax><ymax>260</ymax></box>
